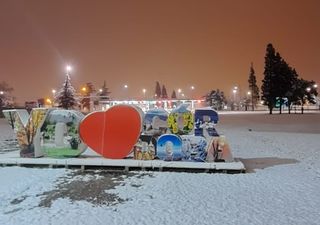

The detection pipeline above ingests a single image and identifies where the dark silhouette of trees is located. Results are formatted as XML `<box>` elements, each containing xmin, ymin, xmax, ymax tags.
<box><xmin>171</xmin><ymin>90</ymin><xmax>177</xmax><ymax>99</ymax></box>
<box><xmin>154</xmin><ymin>81</ymin><xmax>161</xmax><ymax>99</ymax></box>
<box><xmin>161</xmin><ymin>85</ymin><xmax>168</xmax><ymax>99</ymax></box>
<box><xmin>292</xmin><ymin>79</ymin><xmax>318</xmax><ymax>114</ymax></box>
<box><xmin>262</xmin><ymin>43</ymin><xmax>318</xmax><ymax>114</ymax></box>
<box><xmin>262</xmin><ymin>43</ymin><xmax>277</xmax><ymax>114</ymax></box>
<box><xmin>248</xmin><ymin>63</ymin><xmax>260</xmax><ymax>110</ymax></box>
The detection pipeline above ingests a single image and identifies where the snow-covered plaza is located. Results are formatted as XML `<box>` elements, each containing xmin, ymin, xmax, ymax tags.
<box><xmin>0</xmin><ymin>111</ymin><xmax>320</xmax><ymax>225</ymax></box>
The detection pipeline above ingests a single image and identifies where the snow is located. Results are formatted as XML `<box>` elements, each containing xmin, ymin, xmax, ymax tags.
<box><xmin>0</xmin><ymin>112</ymin><xmax>320</xmax><ymax>225</ymax></box>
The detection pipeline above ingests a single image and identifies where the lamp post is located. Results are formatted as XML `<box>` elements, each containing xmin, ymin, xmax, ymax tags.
<box><xmin>247</xmin><ymin>91</ymin><xmax>252</xmax><ymax>111</ymax></box>
<box><xmin>142</xmin><ymin>88</ymin><xmax>146</xmax><ymax>99</ymax></box>
<box><xmin>190</xmin><ymin>86</ymin><xmax>195</xmax><ymax>99</ymax></box>
<box><xmin>0</xmin><ymin>91</ymin><xmax>4</xmax><ymax>108</ymax></box>
<box><xmin>314</xmin><ymin>84</ymin><xmax>319</xmax><ymax>110</ymax></box>
<box><xmin>178</xmin><ymin>88</ymin><xmax>182</xmax><ymax>99</ymax></box>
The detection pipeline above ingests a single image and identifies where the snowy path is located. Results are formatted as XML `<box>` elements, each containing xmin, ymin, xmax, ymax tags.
<box><xmin>0</xmin><ymin>113</ymin><xmax>320</xmax><ymax>225</ymax></box>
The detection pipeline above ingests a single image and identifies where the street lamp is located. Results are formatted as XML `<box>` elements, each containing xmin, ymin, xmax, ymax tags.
<box><xmin>66</xmin><ymin>65</ymin><xmax>72</xmax><ymax>74</ymax></box>
<box><xmin>232</xmin><ymin>89</ymin><xmax>237</xmax><ymax>110</ymax></box>
<box><xmin>0</xmin><ymin>91</ymin><xmax>4</xmax><ymax>95</ymax></box>
<box><xmin>177</xmin><ymin>88</ymin><xmax>182</xmax><ymax>99</ymax></box>
<box><xmin>142</xmin><ymin>88</ymin><xmax>146</xmax><ymax>99</ymax></box>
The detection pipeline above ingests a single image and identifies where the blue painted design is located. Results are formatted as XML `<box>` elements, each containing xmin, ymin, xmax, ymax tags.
<box><xmin>194</xmin><ymin>108</ymin><xmax>219</xmax><ymax>137</ymax></box>
<box><xmin>156</xmin><ymin>134</ymin><xmax>182</xmax><ymax>161</ymax></box>
<box><xmin>181</xmin><ymin>135</ymin><xmax>208</xmax><ymax>162</ymax></box>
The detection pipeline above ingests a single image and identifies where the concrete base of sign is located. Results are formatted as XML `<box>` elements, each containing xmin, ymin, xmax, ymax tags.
<box><xmin>0</xmin><ymin>150</ymin><xmax>245</xmax><ymax>173</ymax></box>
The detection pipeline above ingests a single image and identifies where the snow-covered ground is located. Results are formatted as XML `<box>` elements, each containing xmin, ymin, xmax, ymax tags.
<box><xmin>0</xmin><ymin>112</ymin><xmax>320</xmax><ymax>225</ymax></box>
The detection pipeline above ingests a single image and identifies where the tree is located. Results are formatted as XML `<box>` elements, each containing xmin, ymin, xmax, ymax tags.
<box><xmin>171</xmin><ymin>90</ymin><xmax>177</xmax><ymax>99</ymax></box>
<box><xmin>248</xmin><ymin>63</ymin><xmax>260</xmax><ymax>111</ymax></box>
<box><xmin>284</xmin><ymin>68</ymin><xmax>299</xmax><ymax>114</ymax></box>
<box><xmin>261</xmin><ymin>43</ymin><xmax>295</xmax><ymax>114</ymax></box>
<box><xmin>98</xmin><ymin>81</ymin><xmax>111</xmax><ymax>101</ymax></box>
<box><xmin>205</xmin><ymin>89</ymin><xmax>227</xmax><ymax>110</ymax></box>
<box><xmin>81</xmin><ymin>82</ymin><xmax>96</xmax><ymax>110</ymax></box>
<box><xmin>0</xmin><ymin>81</ymin><xmax>14</xmax><ymax>108</ymax></box>
<box><xmin>261</xmin><ymin>43</ymin><xmax>277</xmax><ymax>114</ymax></box>
<box><xmin>161</xmin><ymin>85</ymin><xmax>168</xmax><ymax>99</ymax></box>
<box><xmin>55</xmin><ymin>74</ymin><xmax>78</xmax><ymax>109</ymax></box>
<box><xmin>293</xmin><ymin>79</ymin><xmax>318</xmax><ymax>114</ymax></box>
<box><xmin>0</xmin><ymin>81</ymin><xmax>14</xmax><ymax>117</ymax></box>
<box><xmin>154</xmin><ymin>81</ymin><xmax>161</xmax><ymax>99</ymax></box>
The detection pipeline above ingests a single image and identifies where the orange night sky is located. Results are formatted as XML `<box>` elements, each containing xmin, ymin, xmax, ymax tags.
<box><xmin>0</xmin><ymin>0</ymin><xmax>319</xmax><ymax>104</ymax></box>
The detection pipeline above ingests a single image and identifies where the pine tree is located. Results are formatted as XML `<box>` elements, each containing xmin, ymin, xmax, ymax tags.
<box><xmin>205</xmin><ymin>89</ymin><xmax>227</xmax><ymax>110</ymax></box>
<box><xmin>284</xmin><ymin>67</ymin><xmax>299</xmax><ymax>114</ymax></box>
<box><xmin>161</xmin><ymin>85</ymin><xmax>168</xmax><ymax>99</ymax></box>
<box><xmin>55</xmin><ymin>74</ymin><xmax>78</xmax><ymax>110</ymax></box>
<box><xmin>248</xmin><ymin>63</ymin><xmax>260</xmax><ymax>111</ymax></box>
<box><xmin>154</xmin><ymin>81</ymin><xmax>161</xmax><ymax>99</ymax></box>
<box><xmin>99</xmin><ymin>81</ymin><xmax>111</xmax><ymax>101</ymax></box>
<box><xmin>171</xmin><ymin>90</ymin><xmax>177</xmax><ymax>99</ymax></box>
<box><xmin>262</xmin><ymin>43</ymin><xmax>290</xmax><ymax>114</ymax></box>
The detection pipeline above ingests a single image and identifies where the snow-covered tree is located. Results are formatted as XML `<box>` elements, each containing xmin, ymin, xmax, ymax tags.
<box><xmin>55</xmin><ymin>74</ymin><xmax>78</xmax><ymax>109</ymax></box>
<box><xmin>205</xmin><ymin>89</ymin><xmax>227</xmax><ymax>110</ymax></box>
<box><xmin>0</xmin><ymin>81</ymin><xmax>14</xmax><ymax>113</ymax></box>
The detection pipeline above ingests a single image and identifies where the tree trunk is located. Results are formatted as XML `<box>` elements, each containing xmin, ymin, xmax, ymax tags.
<box><xmin>288</xmin><ymin>102</ymin><xmax>291</xmax><ymax>114</ymax></box>
<box><xmin>301</xmin><ymin>106</ymin><xmax>304</xmax><ymax>114</ymax></box>
<box><xmin>269</xmin><ymin>106</ymin><xmax>273</xmax><ymax>114</ymax></box>
<box><xmin>279</xmin><ymin>100</ymin><xmax>282</xmax><ymax>114</ymax></box>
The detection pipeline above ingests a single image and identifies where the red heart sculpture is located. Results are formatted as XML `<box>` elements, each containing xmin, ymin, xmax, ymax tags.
<box><xmin>79</xmin><ymin>105</ymin><xmax>141</xmax><ymax>159</ymax></box>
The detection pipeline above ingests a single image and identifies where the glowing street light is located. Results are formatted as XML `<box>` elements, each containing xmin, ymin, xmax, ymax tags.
<box><xmin>81</xmin><ymin>87</ymin><xmax>87</xmax><ymax>92</ymax></box>
<box><xmin>313</xmin><ymin>84</ymin><xmax>318</xmax><ymax>88</ymax></box>
<box><xmin>99</xmin><ymin>88</ymin><xmax>103</xmax><ymax>93</ymax></box>
<box><xmin>46</xmin><ymin>98</ymin><xmax>52</xmax><ymax>105</ymax></box>
<box><xmin>52</xmin><ymin>89</ymin><xmax>56</xmax><ymax>95</ymax></box>
<box><xmin>124</xmin><ymin>84</ymin><xmax>128</xmax><ymax>89</ymax></box>
<box><xmin>142</xmin><ymin>88</ymin><xmax>146</xmax><ymax>99</ymax></box>
<box><xmin>66</xmin><ymin>65</ymin><xmax>72</xmax><ymax>73</ymax></box>
<box><xmin>247</xmin><ymin>91</ymin><xmax>251</xmax><ymax>95</ymax></box>
<box><xmin>178</xmin><ymin>88</ymin><xmax>182</xmax><ymax>93</ymax></box>
<box><xmin>306</xmin><ymin>87</ymin><xmax>311</xmax><ymax>92</ymax></box>
<box><xmin>191</xmin><ymin>86</ymin><xmax>195</xmax><ymax>90</ymax></box>
<box><xmin>0</xmin><ymin>91</ymin><xmax>4</xmax><ymax>95</ymax></box>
